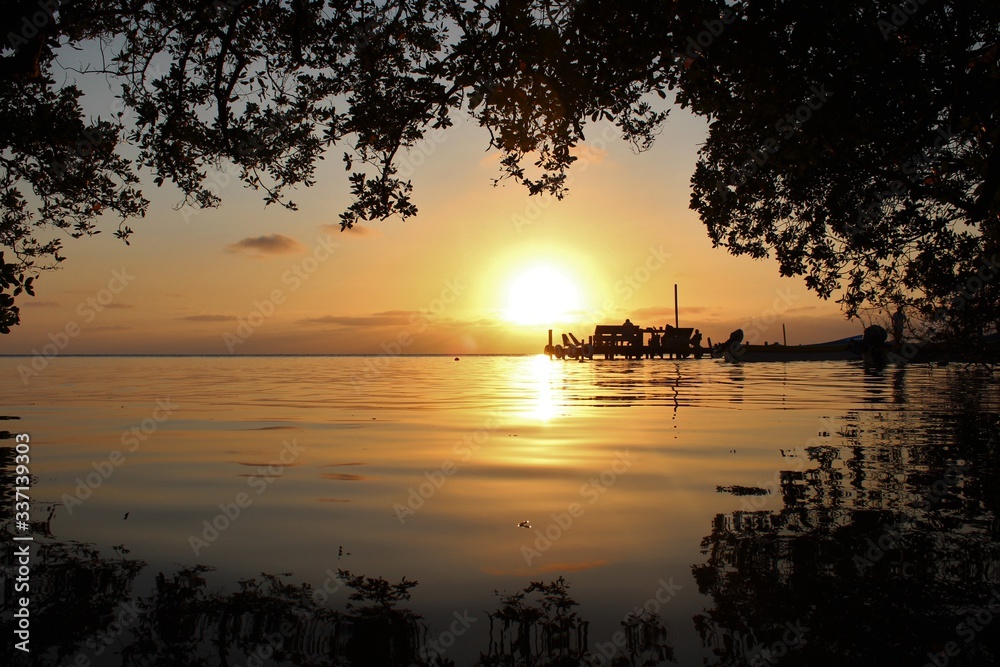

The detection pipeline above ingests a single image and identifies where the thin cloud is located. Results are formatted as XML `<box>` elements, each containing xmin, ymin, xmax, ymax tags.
<box><xmin>179</xmin><ymin>314</ymin><xmax>233</xmax><ymax>322</ymax></box>
<box><xmin>22</xmin><ymin>300</ymin><xmax>60</xmax><ymax>308</ymax></box>
<box><xmin>573</xmin><ymin>143</ymin><xmax>609</xmax><ymax>165</ymax></box>
<box><xmin>632</xmin><ymin>306</ymin><xmax>712</xmax><ymax>321</ymax></box>
<box><xmin>302</xmin><ymin>311</ymin><xmax>418</xmax><ymax>327</ymax></box>
<box><xmin>226</xmin><ymin>234</ymin><xmax>305</xmax><ymax>257</ymax></box>
<box><xmin>321</xmin><ymin>223</ymin><xmax>382</xmax><ymax>238</ymax></box>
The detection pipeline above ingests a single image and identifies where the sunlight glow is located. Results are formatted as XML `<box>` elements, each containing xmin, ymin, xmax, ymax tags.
<box><xmin>529</xmin><ymin>353</ymin><xmax>557</xmax><ymax>422</ymax></box>
<box><xmin>503</xmin><ymin>265</ymin><xmax>584</xmax><ymax>325</ymax></box>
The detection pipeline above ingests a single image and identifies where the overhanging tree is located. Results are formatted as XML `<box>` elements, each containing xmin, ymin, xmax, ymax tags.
<box><xmin>1</xmin><ymin>0</ymin><xmax>998</xmax><ymax>341</ymax></box>
<box><xmin>0</xmin><ymin>0</ymin><xmax>668</xmax><ymax>330</ymax></box>
<box><xmin>667</xmin><ymin>0</ymin><xmax>1000</xmax><ymax>341</ymax></box>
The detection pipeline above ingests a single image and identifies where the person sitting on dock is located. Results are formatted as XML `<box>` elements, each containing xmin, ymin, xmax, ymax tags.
<box><xmin>648</xmin><ymin>332</ymin><xmax>660</xmax><ymax>359</ymax></box>
<box><xmin>691</xmin><ymin>329</ymin><xmax>703</xmax><ymax>350</ymax></box>
<box><xmin>623</xmin><ymin>318</ymin><xmax>634</xmax><ymax>327</ymax></box>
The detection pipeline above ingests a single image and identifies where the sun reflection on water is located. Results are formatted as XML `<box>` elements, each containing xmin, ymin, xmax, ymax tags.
<box><xmin>523</xmin><ymin>353</ymin><xmax>565</xmax><ymax>423</ymax></box>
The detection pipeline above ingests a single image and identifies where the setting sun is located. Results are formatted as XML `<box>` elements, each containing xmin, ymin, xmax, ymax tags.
<box><xmin>503</xmin><ymin>265</ymin><xmax>584</xmax><ymax>325</ymax></box>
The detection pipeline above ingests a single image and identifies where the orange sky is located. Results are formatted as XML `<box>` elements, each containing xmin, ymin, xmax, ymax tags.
<box><xmin>0</xmin><ymin>80</ymin><xmax>864</xmax><ymax>356</ymax></box>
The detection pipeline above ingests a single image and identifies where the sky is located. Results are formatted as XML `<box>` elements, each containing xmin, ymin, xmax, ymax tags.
<box><xmin>0</xmin><ymin>60</ymin><xmax>865</xmax><ymax>355</ymax></box>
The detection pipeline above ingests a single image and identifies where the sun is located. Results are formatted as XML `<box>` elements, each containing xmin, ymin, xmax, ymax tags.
<box><xmin>503</xmin><ymin>265</ymin><xmax>584</xmax><ymax>325</ymax></box>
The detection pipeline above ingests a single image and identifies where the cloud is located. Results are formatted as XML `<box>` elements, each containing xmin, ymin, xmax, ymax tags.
<box><xmin>320</xmin><ymin>223</ymin><xmax>382</xmax><ymax>238</ymax></box>
<box><xmin>572</xmin><ymin>142</ymin><xmax>609</xmax><ymax>165</ymax></box>
<box><xmin>22</xmin><ymin>300</ymin><xmax>60</xmax><ymax>307</ymax></box>
<box><xmin>179</xmin><ymin>314</ymin><xmax>233</xmax><ymax>322</ymax></box>
<box><xmin>301</xmin><ymin>311</ymin><xmax>418</xmax><ymax>327</ymax></box>
<box><xmin>88</xmin><ymin>325</ymin><xmax>133</xmax><ymax>331</ymax></box>
<box><xmin>226</xmin><ymin>234</ymin><xmax>305</xmax><ymax>257</ymax></box>
<box><xmin>236</xmin><ymin>461</ymin><xmax>296</xmax><ymax>467</ymax></box>
<box><xmin>320</xmin><ymin>473</ymin><xmax>371</xmax><ymax>481</ymax></box>
<box><xmin>632</xmin><ymin>306</ymin><xmax>713</xmax><ymax>322</ymax></box>
<box><xmin>105</xmin><ymin>303</ymin><xmax>134</xmax><ymax>309</ymax></box>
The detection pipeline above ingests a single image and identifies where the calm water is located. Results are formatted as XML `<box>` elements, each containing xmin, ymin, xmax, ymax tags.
<box><xmin>1</xmin><ymin>355</ymin><xmax>999</xmax><ymax>666</ymax></box>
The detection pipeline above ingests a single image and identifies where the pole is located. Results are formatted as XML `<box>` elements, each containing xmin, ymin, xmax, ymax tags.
<box><xmin>548</xmin><ymin>329</ymin><xmax>553</xmax><ymax>347</ymax></box>
<box><xmin>782</xmin><ymin>323</ymin><xmax>787</xmax><ymax>346</ymax></box>
<box><xmin>674</xmin><ymin>284</ymin><xmax>679</xmax><ymax>328</ymax></box>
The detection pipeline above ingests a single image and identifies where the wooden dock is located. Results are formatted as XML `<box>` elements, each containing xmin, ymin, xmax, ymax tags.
<box><xmin>544</xmin><ymin>323</ymin><xmax>708</xmax><ymax>360</ymax></box>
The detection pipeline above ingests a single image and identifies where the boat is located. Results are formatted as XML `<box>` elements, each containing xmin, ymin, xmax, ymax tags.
<box><xmin>713</xmin><ymin>329</ymin><xmax>891</xmax><ymax>364</ymax></box>
<box><xmin>717</xmin><ymin>341</ymin><xmax>864</xmax><ymax>363</ymax></box>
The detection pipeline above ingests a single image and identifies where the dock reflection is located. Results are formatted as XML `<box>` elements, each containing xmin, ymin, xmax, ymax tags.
<box><xmin>695</xmin><ymin>385</ymin><xmax>1000</xmax><ymax>666</ymax></box>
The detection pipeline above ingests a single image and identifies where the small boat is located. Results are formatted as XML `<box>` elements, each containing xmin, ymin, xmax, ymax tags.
<box><xmin>713</xmin><ymin>328</ymin><xmax>890</xmax><ymax>364</ymax></box>
<box><xmin>718</xmin><ymin>341</ymin><xmax>863</xmax><ymax>363</ymax></box>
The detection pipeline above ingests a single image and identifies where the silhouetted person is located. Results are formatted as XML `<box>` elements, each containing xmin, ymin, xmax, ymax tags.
<box><xmin>691</xmin><ymin>329</ymin><xmax>703</xmax><ymax>349</ymax></box>
<box><xmin>891</xmin><ymin>305</ymin><xmax>906</xmax><ymax>345</ymax></box>
<box><xmin>648</xmin><ymin>332</ymin><xmax>661</xmax><ymax>359</ymax></box>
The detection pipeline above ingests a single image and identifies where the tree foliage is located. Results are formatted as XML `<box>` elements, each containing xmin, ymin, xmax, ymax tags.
<box><xmin>1</xmin><ymin>0</ymin><xmax>670</xmax><ymax>330</ymax></box>
<box><xmin>667</xmin><ymin>0</ymin><xmax>1000</xmax><ymax>336</ymax></box>
<box><xmin>1</xmin><ymin>0</ymin><xmax>998</xmax><ymax>338</ymax></box>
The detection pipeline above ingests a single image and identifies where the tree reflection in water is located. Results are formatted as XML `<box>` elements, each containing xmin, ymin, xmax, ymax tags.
<box><xmin>478</xmin><ymin>577</ymin><xmax>672</xmax><ymax>666</ymax></box>
<box><xmin>1</xmin><ymin>424</ymin><xmax>674</xmax><ymax>667</ymax></box>
<box><xmin>695</xmin><ymin>375</ymin><xmax>1000</xmax><ymax>667</ymax></box>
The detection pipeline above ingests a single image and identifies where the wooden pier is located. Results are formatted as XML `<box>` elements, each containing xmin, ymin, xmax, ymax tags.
<box><xmin>544</xmin><ymin>286</ymin><xmax>707</xmax><ymax>361</ymax></box>
<box><xmin>544</xmin><ymin>323</ymin><xmax>708</xmax><ymax>360</ymax></box>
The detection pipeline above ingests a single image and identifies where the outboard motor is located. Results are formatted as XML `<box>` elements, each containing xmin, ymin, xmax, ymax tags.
<box><xmin>720</xmin><ymin>328</ymin><xmax>745</xmax><ymax>361</ymax></box>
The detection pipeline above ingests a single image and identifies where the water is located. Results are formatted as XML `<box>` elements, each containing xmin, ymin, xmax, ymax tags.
<box><xmin>1</xmin><ymin>356</ymin><xmax>998</xmax><ymax>666</ymax></box>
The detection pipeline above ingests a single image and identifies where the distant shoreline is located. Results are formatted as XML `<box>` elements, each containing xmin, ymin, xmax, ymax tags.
<box><xmin>0</xmin><ymin>353</ymin><xmax>536</xmax><ymax>358</ymax></box>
